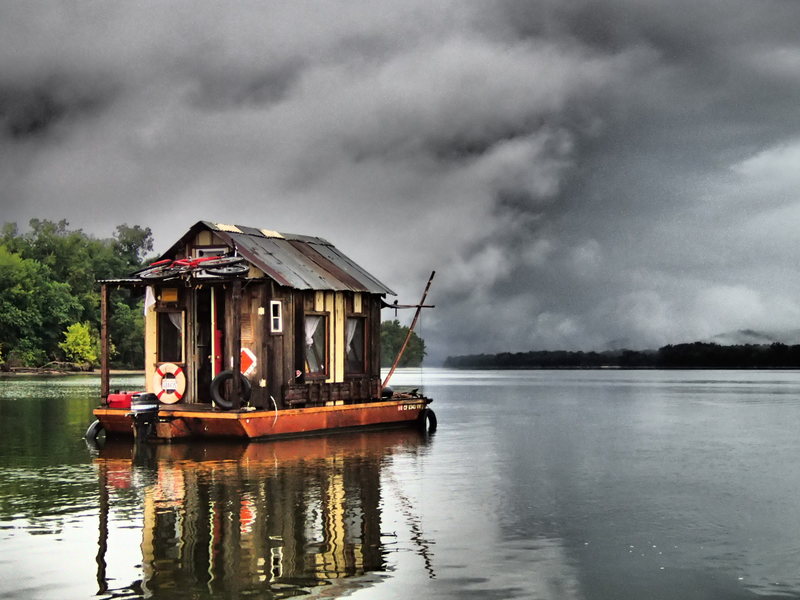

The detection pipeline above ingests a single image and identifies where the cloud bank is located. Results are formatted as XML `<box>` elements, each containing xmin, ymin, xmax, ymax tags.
<box><xmin>2</xmin><ymin>0</ymin><xmax>800</xmax><ymax>361</ymax></box>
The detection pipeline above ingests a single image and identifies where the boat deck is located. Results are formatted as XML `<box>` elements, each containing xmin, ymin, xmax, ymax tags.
<box><xmin>95</xmin><ymin>396</ymin><xmax>432</xmax><ymax>441</ymax></box>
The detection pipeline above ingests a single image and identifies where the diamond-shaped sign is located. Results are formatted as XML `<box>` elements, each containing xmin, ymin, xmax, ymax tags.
<box><xmin>240</xmin><ymin>348</ymin><xmax>257</xmax><ymax>376</ymax></box>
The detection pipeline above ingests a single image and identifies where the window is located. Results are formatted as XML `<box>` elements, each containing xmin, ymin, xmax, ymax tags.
<box><xmin>158</xmin><ymin>311</ymin><xmax>183</xmax><ymax>362</ymax></box>
<box><xmin>345</xmin><ymin>317</ymin><xmax>365</xmax><ymax>374</ymax></box>
<box><xmin>304</xmin><ymin>314</ymin><xmax>327</xmax><ymax>377</ymax></box>
<box><xmin>192</xmin><ymin>247</ymin><xmax>228</xmax><ymax>279</ymax></box>
<box><xmin>194</xmin><ymin>246</ymin><xmax>226</xmax><ymax>258</ymax></box>
<box><xmin>270</xmin><ymin>301</ymin><xmax>282</xmax><ymax>333</ymax></box>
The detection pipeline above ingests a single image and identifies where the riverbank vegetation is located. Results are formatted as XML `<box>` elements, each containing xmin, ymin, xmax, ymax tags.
<box><xmin>445</xmin><ymin>342</ymin><xmax>800</xmax><ymax>369</ymax></box>
<box><xmin>0</xmin><ymin>219</ymin><xmax>152</xmax><ymax>370</ymax></box>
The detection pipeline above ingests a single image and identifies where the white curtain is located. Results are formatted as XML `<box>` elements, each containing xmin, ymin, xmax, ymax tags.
<box><xmin>345</xmin><ymin>318</ymin><xmax>358</xmax><ymax>355</ymax></box>
<box><xmin>168</xmin><ymin>312</ymin><xmax>183</xmax><ymax>333</ymax></box>
<box><xmin>305</xmin><ymin>315</ymin><xmax>321</xmax><ymax>348</ymax></box>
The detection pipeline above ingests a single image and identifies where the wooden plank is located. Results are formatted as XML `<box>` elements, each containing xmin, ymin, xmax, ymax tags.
<box><xmin>251</xmin><ymin>284</ymin><xmax>266</xmax><ymax>409</ymax></box>
<box><xmin>280</xmin><ymin>288</ymin><xmax>295</xmax><ymax>407</ymax></box>
<box><xmin>230</xmin><ymin>280</ymin><xmax>242</xmax><ymax>402</ymax></box>
<box><xmin>334</xmin><ymin>292</ymin><xmax>345</xmax><ymax>383</ymax></box>
<box><xmin>144</xmin><ymin>290</ymin><xmax>157</xmax><ymax>393</ymax></box>
<box><xmin>294</xmin><ymin>292</ymin><xmax>306</xmax><ymax>391</ymax></box>
<box><xmin>325</xmin><ymin>292</ymin><xmax>335</xmax><ymax>383</ymax></box>
<box><xmin>369</xmin><ymin>297</ymin><xmax>381</xmax><ymax>380</ymax></box>
<box><xmin>185</xmin><ymin>288</ymin><xmax>196</xmax><ymax>403</ymax></box>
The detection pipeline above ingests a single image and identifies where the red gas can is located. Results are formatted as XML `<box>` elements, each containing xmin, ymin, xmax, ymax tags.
<box><xmin>107</xmin><ymin>391</ymin><xmax>139</xmax><ymax>409</ymax></box>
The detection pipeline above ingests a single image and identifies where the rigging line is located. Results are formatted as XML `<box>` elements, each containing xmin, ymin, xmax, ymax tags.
<box><xmin>270</xmin><ymin>396</ymin><xmax>278</xmax><ymax>427</ymax></box>
<box><xmin>417</xmin><ymin>308</ymin><xmax>424</xmax><ymax>389</ymax></box>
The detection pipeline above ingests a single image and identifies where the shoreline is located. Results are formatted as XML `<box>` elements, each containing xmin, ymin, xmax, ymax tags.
<box><xmin>0</xmin><ymin>369</ymin><xmax>144</xmax><ymax>377</ymax></box>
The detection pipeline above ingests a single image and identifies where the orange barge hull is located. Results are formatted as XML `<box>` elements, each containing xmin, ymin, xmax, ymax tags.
<box><xmin>94</xmin><ymin>398</ymin><xmax>431</xmax><ymax>441</ymax></box>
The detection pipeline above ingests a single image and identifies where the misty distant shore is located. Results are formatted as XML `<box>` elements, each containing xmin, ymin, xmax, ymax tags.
<box><xmin>444</xmin><ymin>342</ymin><xmax>800</xmax><ymax>370</ymax></box>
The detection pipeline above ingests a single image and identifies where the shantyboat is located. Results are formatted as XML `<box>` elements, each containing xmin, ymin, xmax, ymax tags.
<box><xmin>87</xmin><ymin>220</ymin><xmax>435</xmax><ymax>443</ymax></box>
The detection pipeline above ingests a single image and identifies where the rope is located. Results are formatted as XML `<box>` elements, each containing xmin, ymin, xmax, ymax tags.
<box><xmin>417</xmin><ymin>309</ymin><xmax>425</xmax><ymax>389</ymax></box>
<box><xmin>270</xmin><ymin>395</ymin><xmax>279</xmax><ymax>427</ymax></box>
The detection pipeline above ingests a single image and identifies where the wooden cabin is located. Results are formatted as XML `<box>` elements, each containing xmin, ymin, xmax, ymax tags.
<box><xmin>101</xmin><ymin>221</ymin><xmax>395</xmax><ymax>410</ymax></box>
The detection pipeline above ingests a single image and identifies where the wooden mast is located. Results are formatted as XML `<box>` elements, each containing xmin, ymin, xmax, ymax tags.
<box><xmin>382</xmin><ymin>271</ymin><xmax>435</xmax><ymax>389</ymax></box>
<box><xmin>231</xmin><ymin>279</ymin><xmax>242</xmax><ymax>403</ymax></box>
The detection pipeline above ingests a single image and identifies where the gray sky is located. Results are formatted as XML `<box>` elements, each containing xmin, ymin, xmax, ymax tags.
<box><xmin>2</xmin><ymin>1</ymin><xmax>800</xmax><ymax>362</ymax></box>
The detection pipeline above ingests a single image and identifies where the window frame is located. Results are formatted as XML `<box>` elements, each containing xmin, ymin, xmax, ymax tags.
<box><xmin>156</xmin><ymin>309</ymin><xmax>184</xmax><ymax>363</ymax></box>
<box><xmin>303</xmin><ymin>312</ymin><xmax>329</xmax><ymax>379</ymax></box>
<box><xmin>270</xmin><ymin>300</ymin><xmax>283</xmax><ymax>334</ymax></box>
<box><xmin>345</xmin><ymin>315</ymin><xmax>367</xmax><ymax>375</ymax></box>
<box><xmin>193</xmin><ymin>245</ymin><xmax>227</xmax><ymax>258</ymax></box>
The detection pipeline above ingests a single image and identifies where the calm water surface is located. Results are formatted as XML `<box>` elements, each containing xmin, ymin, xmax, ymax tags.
<box><xmin>2</xmin><ymin>369</ymin><xmax>800</xmax><ymax>599</ymax></box>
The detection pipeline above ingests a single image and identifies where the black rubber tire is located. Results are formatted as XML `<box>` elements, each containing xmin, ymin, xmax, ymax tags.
<box><xmin>200</xmin><ymin>256</ymin><xmax>245</xmax><ymax>269</ymax></box>
<box><xmin>419</xmin><ymin>408</ymin><xmax>437</xmax><ymax>433</ymax></box>
<box><xmin>85</xmin><ymin>419</ymin><xmax>104</xmax><ymax>441</ymax></box>
<box><xmin>205</xmin><ymin>262</ymin><xmax>249</xmax><ymax>276</ymax></box>
<box><xmin>210</xmin><ymin>370</ymin><xmax>252</xmax><ymax>410</ymax></box>
<box><xmin>139</xmin><ymin>265</ymin><xmax>181</xmax><ymax>280</ymax></box>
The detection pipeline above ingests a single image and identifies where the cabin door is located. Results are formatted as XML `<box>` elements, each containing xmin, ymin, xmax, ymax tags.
<box><xmin>195</xmin><ymin>286</ymin><xmax>225</xmax><ymax>403</ymax></box>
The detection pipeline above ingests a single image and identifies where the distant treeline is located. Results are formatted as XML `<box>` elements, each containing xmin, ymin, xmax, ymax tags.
<box><xmin>444</xmin><ymin>342</ymin><xmax>800</xmax><ymax>369</ymax></box>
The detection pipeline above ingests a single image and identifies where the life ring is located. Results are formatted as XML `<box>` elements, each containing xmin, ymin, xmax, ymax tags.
<box><xmin>210</xmin><ymin>370</ymin><xmax>252</xmax><ymax>410</ymax></box>
<box><xmin>152</xmin><ymin>362</ymin><xmax>186</xmax><ymax>404</ymax></box>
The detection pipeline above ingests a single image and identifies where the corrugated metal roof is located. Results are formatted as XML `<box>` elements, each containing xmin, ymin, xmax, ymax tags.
<box><xmin>201</xmin><ymin>221</ymin><xmax>395</xmax><ymax>295</ymax></box>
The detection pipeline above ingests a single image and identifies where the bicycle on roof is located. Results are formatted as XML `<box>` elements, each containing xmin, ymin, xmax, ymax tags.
<box><xmin>136</xmin><ymin>254</ymin><xmax>249</xmax><ymax>280</ymax></box>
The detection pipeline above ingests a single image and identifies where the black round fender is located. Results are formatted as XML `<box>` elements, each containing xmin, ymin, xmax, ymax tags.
<box><xmin>210</xmin><ymin>370</ymin><xmax>252</xmax><ymax>410</ymax></box>
<box><xmin>419</xmin><ymin>408</ymin><xmax>437</xmax><ymax>433</ymax></box>
<box><xmin>85</xmin><ymin>419</ymin><xmax>104</xmax><ymax>441</ymax></box>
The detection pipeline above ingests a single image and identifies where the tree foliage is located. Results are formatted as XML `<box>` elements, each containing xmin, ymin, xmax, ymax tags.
<box><xmin>0</xmin><ymin>244</ymin><xmax>80</xmax><ymax>366</ymax></box>
<box><xmin>0</xmin><ymin>219</ymin><xmax>152</xmax><ymax>369</ymax></box>
<box><xmin>380</xmin><ymin>320</ymin><xmax>426</xmax><ymax>367</ymax></box>
<box><xmin>59</xmin><ymin>322</ymin><xmax>98</xmax><ymax>366</ymax></box>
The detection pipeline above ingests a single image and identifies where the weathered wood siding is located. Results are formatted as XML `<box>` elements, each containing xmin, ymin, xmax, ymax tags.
<box><xmin>144</xmin><ymin>302</ymin><xmax>157</xmax><ymax>393</ymax></box>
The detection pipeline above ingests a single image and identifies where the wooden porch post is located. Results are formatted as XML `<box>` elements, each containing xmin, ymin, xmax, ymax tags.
<box><xmin>100</xmin><ymin>283</ymin><xmax>110</xmax><ymax>400</ymax></box>
<box><xmin>231</xmin><ymin>279</ymin><xmax>242</xmax><ymax>403</ymax></box>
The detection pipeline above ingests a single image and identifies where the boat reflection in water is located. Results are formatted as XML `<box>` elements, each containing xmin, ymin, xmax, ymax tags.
<box><xmin>94</xmin><ymin>429</ymin><xmax>431</xmax><ymax>599</ymax></box>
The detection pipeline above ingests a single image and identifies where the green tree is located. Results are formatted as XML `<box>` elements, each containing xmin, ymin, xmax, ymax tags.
<box><xmin>380</xmin><ymin>320</ymin><xmax>426</xmax><ymax>367</ymax></box>
<box><xmin>109</xmin><ymin>296</ymin><xmax>144</xmax><ymax>368</ymax></box>
<box><xmin>0</xmin><ymin>220</ymin><xmax>153</xmax><ymax>368</ymax></box>
<box><xmin>58</xmin><ymin>322</ymin><xmax>98</xmax><ymax>366</ymax></box>
<box><xmin>113</xmin><ymin>223</ymin><xmax>154</xmax><ymax>267</ymax></box>
<box><xmin>0</xmin><ymin>245</ymin><xmax>81</xmax><ymax>366</ymax></box>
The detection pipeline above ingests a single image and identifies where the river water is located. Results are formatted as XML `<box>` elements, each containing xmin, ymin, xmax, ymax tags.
<box><xmin>2</xmin><ymin>369</ymin><xmax>800</xmax><ymax>599</ymax></box>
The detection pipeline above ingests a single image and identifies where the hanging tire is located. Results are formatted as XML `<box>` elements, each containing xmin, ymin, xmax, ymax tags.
<box><xmin>85</xmin><ymin>419</ymin><xmax>104</xmax><ymax>441</ymax></box>
<box><xmin>205</xmin><ymin>262</ymin><xmax>249</xmax><ymax>276</ymax></box>
<box><xmin>419</xmin><ymin>408</ymin><xmax>437</xmax><ymax>433</ymax></box>
<box><xmin>210</xmin><ymin>370</ymin><xmax>252</xmax><ymax>410</ymax></box>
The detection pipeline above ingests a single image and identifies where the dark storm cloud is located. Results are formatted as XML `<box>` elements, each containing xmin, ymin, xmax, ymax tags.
<box><xmin>2</xmin><ymin>1</ymin><xmax>800</xmax><ymax>361</ymax></box>
<box><xmin>0</xmin><ymin>80</ymin><xmax>114</xmax><ymax>139</ymax></box>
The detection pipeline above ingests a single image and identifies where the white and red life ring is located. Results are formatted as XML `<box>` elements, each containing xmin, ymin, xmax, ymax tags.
<box><xmin>152</xmin><ymin>362</ymin><xmax>186</xmax><ymax>404</ymax></box>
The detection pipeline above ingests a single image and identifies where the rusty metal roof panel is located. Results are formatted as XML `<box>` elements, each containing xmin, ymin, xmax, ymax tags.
<box><xmin>287</xmin><ymin>240</ymin><xmax>370</xmax><ymax>292</ymax></box>
<box><xmin>304</xmin><ymin>239</ymin><xmax>396</xmax><ymax>296</ymax></box>
<box><xmin>234</xmin><ymin>233</ymin><xmax>338</xmax><ymax>290</ymax></box>
<box><xmin>200</xmin><ymin>223</ymin><xmax>394</xmax><ymax>295</ymax></box>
